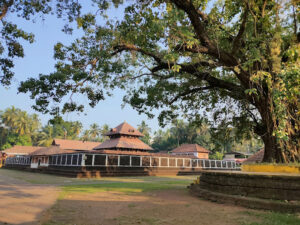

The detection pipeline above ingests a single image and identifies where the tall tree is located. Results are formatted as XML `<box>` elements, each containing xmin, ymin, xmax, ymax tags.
<box><xmin>0</xmin><ymin>107</ymin><xmax>41</xmax><ymax>148</ymax></box>
<box><xmin>19</xmin><ymin>0</ymin><xmax>300</xmax><ymax>163</ymax></box>
<box><xmin>89</xmin><ymin>123</ymin><xmax>101</xmax><ymax>140</ymax></box>
<box><xmin>138</xmin><ymin>120</ymin><xmax>152</xmax><ymax>145</ymax></box>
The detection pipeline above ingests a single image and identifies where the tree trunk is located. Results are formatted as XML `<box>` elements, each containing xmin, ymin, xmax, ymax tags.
<box><xmin>256</xmin><ymin>97</ymin><xmax>299</xmax><ymax>163</ymax></box>
<box><xmin>261</xmin><ymin>131</ymin><xmax>281</xmax><ymax>163</ymax></box>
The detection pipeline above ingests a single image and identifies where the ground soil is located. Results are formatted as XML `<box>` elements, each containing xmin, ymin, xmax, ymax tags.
<box><xmin>0</xmin><ymin>169</ymin><xmax>262</xmax><ymax>225</ymax></box>
<box><xmin>43</xmin><ymin>189</ymin><xmax>260</xmax><ymax>225</ymax></box>
<box><xmin>0</xmin><ymin>171</ymin><xmax>58</xmax><ymax>225</ymax></box>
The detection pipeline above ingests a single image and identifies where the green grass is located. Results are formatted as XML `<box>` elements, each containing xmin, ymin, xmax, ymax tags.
<box><xmin>61</xmin><ymin>178</ymin><xmax>193</xmax><ymax>195</ymax></box>
<box><xmin>241</xmin><ymin>211</ymin><xmax>300</xmax><ymax>225</ymax></box>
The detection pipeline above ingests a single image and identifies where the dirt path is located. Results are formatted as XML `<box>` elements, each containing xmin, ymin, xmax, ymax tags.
<box><xmin>0</xmin><ymin>171</ymin><xmax>59</xmax><ymax>225</ymax></box>
<box><xmin>44</xmin><ymin>189</ymin><xmax>260</xmax><ymax>225</ymax></box>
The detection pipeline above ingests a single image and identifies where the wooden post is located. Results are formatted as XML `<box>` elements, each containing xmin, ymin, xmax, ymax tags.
<box><xmin>81</xmin><ymin>154</ymin><xmax>85</xmax><ymax>166</ymax></box>
<box><xmin>92</xmin><ymin>154</ymin><xmax>95</xmax><ymax>166</ymax></box>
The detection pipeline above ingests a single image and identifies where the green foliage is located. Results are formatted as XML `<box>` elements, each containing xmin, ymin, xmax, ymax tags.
<box><xmin>13</xmin><ymin>0</ymin><xmax>300</xmax><ymax>161</ymax></box>
<box><xmin>80</xmin><ymin>123</ymin><xmax>109</xmax><ymax>142</ymax></box>
<box><xmin>1</xmin><ymin>134</ymin><xmax>32</xmax><ymax>150</ymax></box>
<box><xmin>0</xmin><ymin>106</ymin><xmax>41</xmax><ymax>149</ymax></box>
<box><xmin>210</xmin><ymin>152</ymin><xmax>224</xmax><ymax>160</ymax></box>
<box><xmin>138</xmin><ymin>121</ymin><xmax>152</xmax><ymax>145</ymax></box>
<box><xmin>151</xmin><ymin>119</ymin><xmax>262</xmax><ymax>154</ymax></box>
<box><xmin>0</xmin><ymin>0</ymin><xmax>81</xmax><ymax>86</ymax></box>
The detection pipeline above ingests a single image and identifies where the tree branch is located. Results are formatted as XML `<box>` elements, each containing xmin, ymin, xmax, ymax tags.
<box><xmin>112</xmin><ymin>44</ymin><xmax>162</xmax><ymax>63</ymax></box>
<box><xmin>169</xmin><ymin>86</ymin><xmax>213</xmax><ymax>104</ymax></box>
<box><xmin>232</xmin><ymin>5</ymin><xmax>249</xmax><ymax>55</ymax></box>
<box><xmin>170</xmin><ymin>0</ymin><xmax>250</xmax><ymax>87</ymax></box>
<box><xmin>0</xmin><ymin>0</ymin><xmax>13</xmax><ymax>20</ymax></box>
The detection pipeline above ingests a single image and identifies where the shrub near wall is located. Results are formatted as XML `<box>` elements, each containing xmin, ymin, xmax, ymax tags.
<box><xmin>242</xmin><ymin>164</ymin><xmax>300</xmax><ymax>174</ymax></box>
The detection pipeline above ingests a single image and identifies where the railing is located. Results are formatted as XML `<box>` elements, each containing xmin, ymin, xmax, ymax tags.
<box><xmin>4</xmin><ymin>153</ymin><xmax>239</xmax><ymax>170</ymax></box>
<box><xmin>5</xmin><ymin>156</ymin><xmax>31</xmax><ymax>165</ymax></box>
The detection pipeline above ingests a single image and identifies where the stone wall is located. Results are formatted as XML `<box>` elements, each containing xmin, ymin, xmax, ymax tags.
<box><xmin>198</xmin><ymin>171</ymin><xmax>300</xmax><ymax>200</ymax></box>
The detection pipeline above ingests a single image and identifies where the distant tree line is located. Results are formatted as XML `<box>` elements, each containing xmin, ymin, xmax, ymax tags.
<box><xmin>0</xmin><ymin>107</ymin><xmax>263</xmax><ymax>159</ymax></box>
<box><xmin>0</xmin><ymin>107</ymin><xmax>109</xmax><ymax>149</ymax></box>
<box><xmin>138</xmin><ymin>119</ymin><xmax>263</xmax><ymax>160</ymax></box>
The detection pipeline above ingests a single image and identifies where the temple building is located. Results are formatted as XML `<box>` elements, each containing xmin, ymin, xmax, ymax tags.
<box><xmin>52</xmin><ymin>139</ymin><xmax>101</xmax><ymax>151</ymax></box>
<box><xmin>171</xmin><ymin>144</ymin><xmax>210</xmax><ymax>159</ymax></box>
<box><xmin>93</xmin><ymin>122</ymin><xmax>153</xmax><ymax>155</ymax></box>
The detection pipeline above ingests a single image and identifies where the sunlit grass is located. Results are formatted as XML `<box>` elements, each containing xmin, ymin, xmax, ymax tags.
<box><xmin>240</xmin><ymin>211</ymin><xmax>300</xmax><ymax>225</ymax></box>
<box><xmin>61</xmin><ymin>178</ymin><xmax>193</xmax><ymax>196</ymax></box>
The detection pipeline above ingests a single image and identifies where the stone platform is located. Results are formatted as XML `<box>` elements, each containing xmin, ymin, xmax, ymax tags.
<box><xmin>189</xmin><ymin>170</ymin><xmax>300</xmax><ymax>212</ymax></box>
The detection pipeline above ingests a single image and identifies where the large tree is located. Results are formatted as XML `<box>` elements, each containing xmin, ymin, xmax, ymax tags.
<box><xmin>19</xmin><ymin>0</ymin><xmax>299</xmax><ymax>163</ymax></box>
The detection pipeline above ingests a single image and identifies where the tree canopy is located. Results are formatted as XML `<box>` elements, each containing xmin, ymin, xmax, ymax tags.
<box><xmin>16</xmin><ymin>0</ymin><xmax>300</xmax><ymax>163</ymax></box>
<box><xmin>0</xmin><ymin>0</ymin><xmax>81</xmax><ymax>86</ymax></box>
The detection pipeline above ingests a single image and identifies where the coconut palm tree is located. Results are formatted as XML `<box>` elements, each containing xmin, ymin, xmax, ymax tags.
<box><xmin>36</xmin><ymin>125</ymin><xmax>54</xmax><ymax>147</ymax></box>
<box><xmin>89</xmin><ymin>123</ymin><xmax>101</xmax><ymax>140</ymax></box>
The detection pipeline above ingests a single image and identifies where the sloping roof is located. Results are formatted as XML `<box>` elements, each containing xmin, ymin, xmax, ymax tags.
<box><xmin>52</xmin><ymin>139</ymin><xmax>101</xmax><ymax>151</ymax></box>
<box><xmin>94</xmin><ymin>136</ymin><xmax>153</xmax><ymax>151</ymax></box>
<box><xmin>30</xmin><ymin>146</ymin><xmax>76</xmax><ymax>156</ymax></box>
<box><xmin>171</xmin><ymin>144</ymin><xmax>210</xmax><ymax>153</ymax></box>
<box><xmin>105</xmin><ymin>122</ymin><xmax>144</xmax><ymax>137</ymax></box>
<box><xmin>225</xmin><ymin>151</ymin><xmax>252</xmax><ymax>156</ymax></box>
<box><xmin>96</xmin><ymin>150</ymin><xmax>197</xmax><ymax>158</ymax></box>
<box><xmin>243</xmin><ymin>149</ymin><xmax>264</xmax><ymax>164</ymax></box>
<box><xmin>3</xmin><ymin>146</ymin><xmax>46</xmax><ymax>155</ymax></box>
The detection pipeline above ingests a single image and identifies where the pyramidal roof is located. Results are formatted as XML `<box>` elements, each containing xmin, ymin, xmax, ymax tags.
<box><xmin>93</xmin><ymin>136</ymin><xmax>153</xmax><ymax>151</ymax></box>
<box><xmin>105</xmin><ymin>122</ymin><xmax>144</xmax><ymax>137</ymax></box>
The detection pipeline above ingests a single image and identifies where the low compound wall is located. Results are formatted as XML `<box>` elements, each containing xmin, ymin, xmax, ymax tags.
<box><xmin>189</xmin><ymin>170</ymin><xmax>300</xmax><ymax>212</ymax></box>
<box><xmin>197</xmin><ymin>171</ymin><xmax>300</xmax><ymax>200</ymax></box>
<box><xmin>3</xmin><ymin>164</ymin><xmax>204</xmax><ymax>177</ymax></box>
<box><xmin>242</xmin><ymin>164</ymin><xmax>300</xmax><ymax>174</ymax></box>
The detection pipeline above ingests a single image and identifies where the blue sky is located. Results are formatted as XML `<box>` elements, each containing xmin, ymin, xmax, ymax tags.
<box><xmin>0</xmin><ymin>3</ymin><xmax>161</xmax><ymax>133</ymax></box>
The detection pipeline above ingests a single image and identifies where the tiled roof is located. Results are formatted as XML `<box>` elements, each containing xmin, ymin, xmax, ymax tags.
<box><xmin>30</xmin><ymin>146</ymin><xmax>77</xmax><ymax>156</ymax></box>
<box><xmin>52</xmin><ymin>139</ymin><xmax>101</xmax><ymax>151</ymax></box>
<box><xmin>171</xmin><ymin>144</ymin><xmax>210</xmax><ymax>153</ymax></box>
<box><xmin>3</xmin><ymin>146</ymin><xmax>46</xmax><ymax>155</ymax></box>
<box><xmin>105</xmin><ymin>122</ymin><xmax>144</xmax><ymax>137</ymax></box>
<box><xmin>94</xmin><ymin>136</ymin><xmax>153</xmax><ymax>151</ymax></box>
<box><xmin>243</xmin><ymin>149</ymin><xmax>264</xmax><ymax>164</ymax></box>
<box><xmin>95</xmin><ymin>150</ymin><xmax>197</xmax><ymax>158</ymax></box>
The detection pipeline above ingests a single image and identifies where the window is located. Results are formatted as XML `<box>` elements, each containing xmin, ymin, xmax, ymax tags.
<box><xmin>72</xmin><ymin>155</ymin><xmax>78</xmax><ymax>165</ymax></box>
<box><xmin>94</xmin><ymin>155</ymin><xmax>106</xmax><ymax>166</ymax></box>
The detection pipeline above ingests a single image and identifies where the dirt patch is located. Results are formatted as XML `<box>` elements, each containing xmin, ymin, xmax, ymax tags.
<box><xmin>44</xmin><ymin>189</ymin><xmax>261</xmax><ymax>225</ymax></box>
<box><xmin>0</xmin><ymin>171</ymin><xmax>59</xmax><ymax>225</ymax></box>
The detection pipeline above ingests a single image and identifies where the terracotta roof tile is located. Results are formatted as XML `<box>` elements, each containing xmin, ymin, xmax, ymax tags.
<box><xmin>52</xmin><ymin>139</ymin><xmax>101</xmax><ymax>151</ymax></box>
<box><xmin>171</xmin><ymin>144</ymin><xmax>210</xmax><ymax>153</ymax></box>
<box><xmin>3</xmin><ymin>146</ymin><xmax>46</xmax><ymax>155</ymax></box>
<box><xmin>94</xmin><ymin>150</ymin><xmax>197</xmax><ymax>158</ymax></box>
<box><xmin>243</xmin><ymin>149</ymin><xmax>264</xmax><ymax>164</ymax></box>
<box><xmin>94</xmin><ymin>136</ymin><xmax>153</xmax><ymax>151</ymax></box>
<box><xmin>105</xmin><ymin>122</ymin><xmax>144</xmax><ymax>137</ymax></box>
<box><xmin>30</xmin><ymin>146</ymin><xmax>77</xmax><ymax>156</ymax></box>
